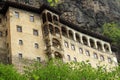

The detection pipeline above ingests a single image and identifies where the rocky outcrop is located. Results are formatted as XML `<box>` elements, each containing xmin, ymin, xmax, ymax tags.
<box><xmin>57</xmin><ymin>0</ymin><xmax>120</xmax><ymax>32</ymax></box>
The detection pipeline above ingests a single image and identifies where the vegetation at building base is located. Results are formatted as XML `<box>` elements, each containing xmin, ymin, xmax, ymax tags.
<box><xmin>0</xmin><ymin>59</ymin><xmax>120</xmax><ymax>80</ymax></box>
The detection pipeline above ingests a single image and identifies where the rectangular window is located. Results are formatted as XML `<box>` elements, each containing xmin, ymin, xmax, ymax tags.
<box><xmin>33</xmin><ymin>29</ymin><xmax>38</xmax><ymax>36</ymax></box>
<box><xmin>0</xmin><ymin>31</ymin><xmax>2</xmax><ymax>37</ymax></box>
<box><xmin>15</xmin><ymin>12</ymin><xmax>19</xmax><ymax>18</ymax></box>
<box><xmin>18</xmin><ymin>53</ymin><xmax>22</xmax><ymax>59</ymax></box>
<box><xmin>67</xmin><ymin>55</ymin><xmax>71</xmax><ymax>61</ymax></box>
<box><xmin>35</xmin><ymin>43</ymin><xmax>39</xmax><ymax>49</ymax></box>
<box><xmin>37</xmin><ymin>57</ymin><xmax>41</xmax><ymax>62</ymax></box>
<box><xmin>71</xmin><ymin>44</ymin><xmax>75</xmax><ymax>50</ymax></box>
<box><xmin>0</xmin><ymin>18</ymin><xmax>2</xmax><ymax>23</ymax></box>
<box><xmin>19</xmin><ymin>40</ymin><xmax>23</xmax><ymax>45</ymax></box>
<box><xmin>30</xmin><ymin>16</ymin><xmax>34</xmax><ymax>22</ymax></box>
<box><xmin>17</xmin><ymin>25</ymin><xmax>22</xmax><ymax>32</ymax></box>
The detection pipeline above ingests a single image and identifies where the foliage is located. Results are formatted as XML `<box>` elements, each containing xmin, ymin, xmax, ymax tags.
<box><xmin>24</xmin><ymin>59</ymin><xmax>120</xmax><ymax>80</ymax></box>
<box><xmin>0</xmin><ymin>59</ymin><xmax>120</xmax><ymax>80</ymax></box>
<box><xmin>47</xmin><ymin>0</ymin><xmax>59</xmax><ymax>6</ymax></box>
<box><xmin>0</xmin><ymin>64</ymin><xmax>26</xmax><ymax>80</ymax></box>
<box><xmin>102</xmin><ymin>22</ymin><xmax>120</xmax><ymax>46</ymax></box>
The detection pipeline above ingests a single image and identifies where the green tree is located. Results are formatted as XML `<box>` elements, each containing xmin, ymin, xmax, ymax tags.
<box><xmin>47</xmin><ymin>0</ymin><xmax>59</xmax><ymax>6</ymax></box>
<box><xmin>24</xmin><ymin>59</ymin><xmax>120</xmax><ymax>80</ymax></box>
<box><xmin>102</xmin><ymin>22</ymin><xmax>120</xmax><ymax>46</ymax></box>
<box><xmin>0</xmin><ymin>64</ymin><xmax>26</xmax><ymax>80</ymax></box>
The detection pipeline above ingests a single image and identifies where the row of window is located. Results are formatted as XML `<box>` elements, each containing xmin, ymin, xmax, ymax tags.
<box><xmin>68</xmin><ymin>48</ymin><xmax>112</xmax><ymax>63</ymax></box>
<box><xmin>67</xmin><ymin>53</ymin><xmax>112</xmax><ymax>64</ymax></box>
<box><xmin>19</xmin><ymin>39</ymin><xmax>39</xmax><ymax>48</ymax></box>
<box><xmin>18</xmin><ymin>53</ymin><xmax>41</xmax><ymax>62</ymax></box>
<box><xmin>64</xmin><ymin>41</ymin><xmax>112</xmax><ymax>63</ymax></box>
<box><xmin>15</xmin><ymin>11</ymin><xmax>34</xmax><ymax>22</ymax></box>
<box><xmin>17</xmin><ymin>25</ymin><xmax>39</xmax><ymax>36</ymax></box>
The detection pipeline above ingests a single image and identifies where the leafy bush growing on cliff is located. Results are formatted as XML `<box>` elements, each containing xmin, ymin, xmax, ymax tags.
<box><xmin>102</xmin><ymin>22</ymin><xmax>120</xmax><ymax>46</ymax></box>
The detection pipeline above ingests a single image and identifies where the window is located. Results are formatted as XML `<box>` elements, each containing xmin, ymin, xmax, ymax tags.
<box><xmin>0</xmin><ymin>31</ymin><xmax>2</xmax><ymax>37</ymax></box>
<box><xmin>93</xmin><ymin>53</ymin><xmax>98</xmax><ymax>59</ymax></box>
<box><xmin>15</xmin><ymin>12</ymin><xmax>19</xmax><ymax>18</ymax></box>
<box><xmin>100</xmin><ymin>55</ymin><xmax>104</xmax><ymax>61</ymax></box>
<box><xmin>37</xmin><ymin>57</ymin><xmax>41</xmax><ymax>62</ymax></box>
<box><xmin>30</xmin><ymin>16</ymin><xmax>34</xmax><ymax>22</ymax></box>
<box><xmin>19</xmin><ymin>40</ymin><xmax>23</xmax><ymax>45</ymax></box>
<box><xmin>67</xmin><ymin>55</ymin><xmax>71</xmax><ymax>61</ymax></box>
<box><xmin>108</xmin><ymin>57</ymin><xmax>112</xmax><ymax>63</ymax></box>
<box><xmin>33</xmin><ymin>29</ymin><xmax>38</xmax><ymax>36</ymax></box>
<box><xmin>35</xmin><ymin>43</ymin><xmax>39</xmax><ymax>49</ymax></box>
<box><xmin>64</xmin><ymin>41</ymin><xmax>69</xmax><ymax>48</ymax></box>
<box><xmin>17</xmin><ymin>25</ymin><xmax>22</xmax><ymax>32</ymax></box>
<box><xmin>0</xmin><ymin>18</ymin><xmax>2</xmax><ymax>23</ymax></box>
<box><xmin>86</xmin><ymin>50</ymin><xmax>90</xmax><ymax>56</ymax></box>
<box><xmin>71</xmin><ymin>44</ymin><xmax>75</xmax><ymax>50</ymax></box>
<box><xmin>18</xmin><ymin>53</ymin><xmax>22</xmax><ymax>59</ymax></box>
<box><xmin>79</xmin><ymin>48</ymin><xmax>83</xmax><ymax>54</ymax></box>
<box><xmin>74</xmin><ymin>57</ymin><xmax>77</xmax><ymax>62</ymax></box>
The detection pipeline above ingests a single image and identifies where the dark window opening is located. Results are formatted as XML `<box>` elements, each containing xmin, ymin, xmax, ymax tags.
<box><xmin>42</xmin><ymin>13</ymin><xmax>47</xmax><ymax>23</ymax></box>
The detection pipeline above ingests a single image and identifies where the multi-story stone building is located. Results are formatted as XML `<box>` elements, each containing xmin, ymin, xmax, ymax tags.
<box><xmin>0</xmin><ymin>1</ymin><xmax>118</xmax><ymax>70</ymax></box>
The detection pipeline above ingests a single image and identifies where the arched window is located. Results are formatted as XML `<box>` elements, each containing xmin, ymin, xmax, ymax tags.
<box><xmin>100</xmin><ymin>55</ymin><xmax>104</xmax><ymax>61</ymax></box>
<box><xmin>53</xmin><ymin>15</ymin><xmax>58</xmax><ymax>21</ymax></box>
<box><xmin>93</xmin><ymin>53</ymin><xmax>98</xmax><ymax>59</ymax></box>
<box><xmin>55</xmin><ymin>27</ymin><xmax>60</xmax><ymax>37</ymax></box>
<box><xmin>53</xmin><ymin>15</ymin><xmax>58</xmax><ymax>25</ymax></box>
<box><xmin>43</xmin><ymin>25</ymin><xmax>49</xmax><ymax>36</ymax></box>
<box><xmin>75</xmin><ymin>33</ymin><xmax>80</xmax><ymax>43</ymax></box>
<box><xmin>82</xmin><ymin>36</ymin><xmax>88</xmax><ymax>46</ymax></box>
<box><xmin>90</xmin><ymin>39</ymin><xmax>95</xmax><ymax>48</ymax></box>
<box><xmin>42</xmin><ymin>13</ymin><xmax>46</xmax><ymax>23</ymax></box>
<box><xmin>54</xmin><ymin>52</ymin><xmax>62</xmax><ymax>59</ymax></box>
<box><xmin>97</xmin><ymin>41</ymin><xmax>102</xmax><ymax>51</ymax></box>
<box><xmin>69</xmin><ymin>30</ymin><xmax>74</xmax><ymax>40</ymax></box>
<box><xmin>49</xmin><ymin>24</ymin><xmax>54</xmax><ymax>35</ymax></box>
<box><xmin>62</xmin><ymin>26</ymin><xmax>68</xmax><ymax>37</ymax></box>
<box><xmin>52</xmin><ymin>38</ymin><xmax>61</xmax><ymax>49</ymax></box>
<box><xmin>104</xmin><ymin>44</ymin><xmax>109</xmax><ymax>52</ymax></box>
<box><xmin>47</xmin><ymin>12</ymin><xmax>52</xmax><ymax>22</ymax></box>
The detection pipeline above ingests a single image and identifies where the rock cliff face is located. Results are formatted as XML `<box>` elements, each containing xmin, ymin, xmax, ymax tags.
<box><xmin>56</xmin><ymin>0</ymin><xmax>120</xmax><ymax>32</ymax></box>
<box><xmin>1</xmin><ymin>0</ymin><xmax>120</xmax><ymax>32</ymax></box>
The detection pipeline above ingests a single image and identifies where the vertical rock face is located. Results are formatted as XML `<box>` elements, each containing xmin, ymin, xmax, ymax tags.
<box><xmin>0</xmin><ymin>0</ymin><xmax>119</xmax><ymax>33</ymax></box>
<box><xmin>57</xmin><ymin>0</ymin><xmax>120</xmax><ymax>32</ymax></box>
<box><xmin>1</xmin><ymin>0</ymin><xmax>120</xmax><ymax>31</ymax></box>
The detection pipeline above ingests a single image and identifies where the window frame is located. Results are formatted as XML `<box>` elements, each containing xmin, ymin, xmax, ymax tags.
<box><xmin>64</xmin><ymin>41</ymin><xmax>69</xmax><ymax>48</ymax></box>
<box><xmin>79</xmin><ymin>48</ymin><xmax>83</xmax><ymax>54</ymax></box>
<box><xmin>30</xmin><ymin>15</ymin><xmax>34</xmax><ymax>22</ymax></box>
<box><xmin>86</xmin><ymin>50</ymin><xmax>90</xmax><ymax>56</ymax></box>
<box><xmin>67</xmin><ymin>55</ymin><xmax>71</xmax><ymax>61</ymax></box>
<box><xmin>19</xmin><ymin>40</ymin><xmax>23</xmax><ymax>45</ymax></box>
<box><xmin>33</xmin><ymin>29</ymin><xmax>38</xmax><ymax>36</ymax></box>
<box><xmin>18</xmin><ymin>53</ymin><xmax>22</xmax><ymax>59</ymax></box>
<box><xmin>37</xmin><ymin>57</ymin><xmax>41</xmax><ymax>62</ymax></box>
<box><xmin>93</xmin><ymin>53</ymin><xmax>98</xmax><ymax>59</ymax></box>
<box><xmin>17</xmin><ymin>25</ymin><xmax>22</xmax><ymax>32</ymax></box>
<box><xmin>71</xmin><ymin>44</ymin><xmax>75</xmax><ymax>50</ymax></box>
<box><xmin>100</xmin><ymin>55</ymin><xmax>104</xmax><ymax>61</ymax></box>
<box><xmin>15</xmin><ymin>11</ymin><xmax>19</xmax><ymax>18</ymax></box>
<box><xmin>34</xmin><ymin>43</ymin><xmax>39</xmax><ymax>49</ymax></box>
